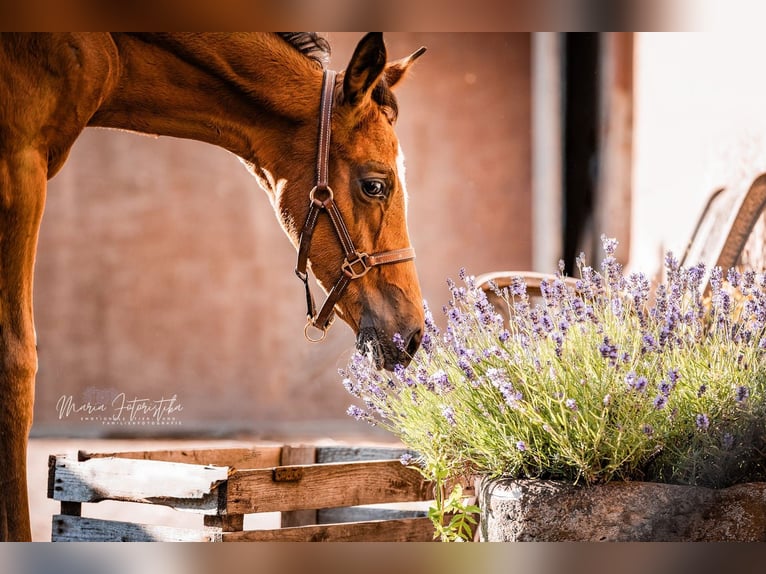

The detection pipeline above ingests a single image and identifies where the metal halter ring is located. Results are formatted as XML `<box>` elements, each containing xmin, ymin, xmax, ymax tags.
<box><xmin>304</xmin><ymin>319</ymin><xmax>328</xmax><ymax>343</ymax></box>
<box><xmin>309</xmin><ymin>185</ymin><xmax>333</xmax><ymax>204</ymax></box>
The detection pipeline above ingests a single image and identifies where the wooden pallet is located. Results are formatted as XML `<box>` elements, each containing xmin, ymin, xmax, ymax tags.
<box><xmin>48</xmin><ymin>445</ymin><xmax>450</xmax><ymax>542</ymax></box>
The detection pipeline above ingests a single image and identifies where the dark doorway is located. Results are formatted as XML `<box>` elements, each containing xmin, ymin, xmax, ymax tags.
<box><xmin>562</xmin><ymin>33</ymin><xmax>600</xmax><ymax>275</ymax></box>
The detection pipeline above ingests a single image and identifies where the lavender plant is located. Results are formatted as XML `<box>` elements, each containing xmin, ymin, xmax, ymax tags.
<box><xmin>342</xmin><ymin>236</ymin><xmax>766</xmax><ymax>538</ymax></box>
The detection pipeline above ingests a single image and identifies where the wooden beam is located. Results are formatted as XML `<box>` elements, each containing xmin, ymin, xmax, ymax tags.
<box><xmin>52</xmin><ymin>515</ymin><xmax>222</xmax><ymax>542</ymax></box>
<box><xmin>78</xmin><ymin>446</ymin><xmax>283</xmax><ymax>469</ymax></box>
<box><xmin>223</xmin><ymin>517</ymin><xmax>436</xmax><ymax>542</ymax></box>
<box><xmin>49</xmin><ymin>455</ymin><xmax>228</xmax><ymax>513</ymax></box>
<box><xmin>226</xmin><ymin>460</ymin><xmax>433</xmax><ymax>515</ymax></box>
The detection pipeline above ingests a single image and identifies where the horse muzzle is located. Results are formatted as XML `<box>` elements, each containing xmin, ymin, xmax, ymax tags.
<box><xmin>356</xmin><ymin>314</ymin><xmax>423</xmax><ymax>371</ymax></box>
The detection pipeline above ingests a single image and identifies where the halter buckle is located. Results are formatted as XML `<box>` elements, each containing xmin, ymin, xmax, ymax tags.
<box><xmin>342</xmin><ymin>252</ymin><xmax>371</xmax><ymax>279</ymax></box>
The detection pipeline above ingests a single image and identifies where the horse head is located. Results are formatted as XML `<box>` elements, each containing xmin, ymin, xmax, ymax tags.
<box><xmin>270</xmin><ymin>33</ymin><xmax>426</xmax><ymax>370</ymax></box>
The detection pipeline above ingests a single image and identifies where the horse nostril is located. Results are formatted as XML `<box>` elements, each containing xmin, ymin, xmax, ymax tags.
<box><xmin>405</xmin><ymin>327</ymin><xmax>423</xmax><ymax>358</ymax></box>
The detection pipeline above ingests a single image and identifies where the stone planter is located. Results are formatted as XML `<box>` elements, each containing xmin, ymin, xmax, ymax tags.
<box><xmin>477</xmin><ymin>477</ymin><xmax>766</xmax><ymax>541</ymax></box>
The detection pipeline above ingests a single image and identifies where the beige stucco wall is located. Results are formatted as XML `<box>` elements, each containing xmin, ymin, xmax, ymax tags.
<box><xmin>31</xmin><ymin>33</ymin><xmax>531</xmax><ymax>439</ymax></box>
<box><xmin>631</xmin><ymin>33</ymin><xmax>766</xmax><ymax>277</ymax></box>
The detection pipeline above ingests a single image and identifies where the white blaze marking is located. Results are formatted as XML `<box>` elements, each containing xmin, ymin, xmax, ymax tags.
<box><xmin>396</xmin><ymin>144</ymin><xmax>409</xmax><ymax>214</ymax></box>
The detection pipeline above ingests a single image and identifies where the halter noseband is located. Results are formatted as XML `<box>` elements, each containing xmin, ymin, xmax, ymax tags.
<box><xmin>295</xmin><ymin>69</ymin><xmax>416</xmax><ymax>342</ymax></box>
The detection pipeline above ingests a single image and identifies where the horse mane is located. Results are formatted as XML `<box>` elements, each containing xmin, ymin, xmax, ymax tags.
<box><xmin>276</xmin><ymin>33</ymin><xmax>397</xmax><ymax>121</ymax></box>
<box><xmin>277</xmin><ymin>33</ymin><xmax>331</xmax><ymax>68</ymax></box>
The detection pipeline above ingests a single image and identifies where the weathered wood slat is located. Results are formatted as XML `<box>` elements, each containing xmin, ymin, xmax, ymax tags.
<box><xmin>317</xmin><ymin>506</ymin><xmax>428</xmax><ymax>524</ymax></box>
<box><xmin>52</xmin><ymin>515</ymin><xmax>222</xmax><ymax>542</ymax></box>
<box><xmin>280</xmin><ymin>445</ymin><xmax>318</xmax><ymax>527</ymax></box>
<box><xmin>78</xmin><ymin>446</ymin><xmax>283</xmax><ymax>469</ymax></box>
<box><xmin>226</xmin><ymin>460</ymin><xmax>433</xmax><ymax>514</ymax></box>
<box><xmin>49</xmin><ymin>455</ymin><xmax>228</xmax><ymax>513</ymax></box>
<box><xmin>223</xmin><ymin>517</ymin><xmax>435</xmax><ymax>542</ymax></box>
<box><xmin>315</xmin><ymin>446</ymin><xmax>413</xmax><ymax>464</ymax></box>
<box><xmin>204</xmin><ymin>514</ymin><xmax>244</xmax><ymax>532</ymax></box>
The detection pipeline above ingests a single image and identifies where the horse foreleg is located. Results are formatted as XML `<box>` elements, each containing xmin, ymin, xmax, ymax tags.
<box><xmin>0</xmin><ymin>149</ymin><xmax>47</xmax><ymax>541</ymax></box>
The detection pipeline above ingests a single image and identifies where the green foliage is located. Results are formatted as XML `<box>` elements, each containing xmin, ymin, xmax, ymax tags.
<box><xmin>343</xmin><ymin>237</ymin><xmax>766</xmax><ymax>540</ymax></box>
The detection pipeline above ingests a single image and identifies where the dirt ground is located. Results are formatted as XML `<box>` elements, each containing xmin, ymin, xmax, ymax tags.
<box><xmin>31</xmin><ymin>436</ymin><xmax>401</xmax><ymax>542</ymax></box>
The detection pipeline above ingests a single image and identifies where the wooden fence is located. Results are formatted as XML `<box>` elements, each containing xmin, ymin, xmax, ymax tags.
<box><xmin>48</xmin><ymin>445</ymin><xmax>452</xmax><ymax>542</ymax></box>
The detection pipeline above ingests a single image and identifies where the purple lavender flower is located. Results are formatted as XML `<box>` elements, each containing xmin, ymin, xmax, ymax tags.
<box><xmin>442</xmin><ymin>405</ymin><xmax>457</xmax><ymax>427</ymax></box>
<box><xmin>687</xmin><ymin>263</ymin><xmax>705</xmax><ymax>291</ymax></box>
<box><xmin>392</xmin><ymin>332</ymin><xmax>405</xmax><ymax>352</ymax></box>
<box><xmin>653</xmin><ymin>395</ymin><xmax>667</xmax><ymax>410</ymax></box>
<box><xmin>510</xmin><ymin>276</ymin><xmax>527</xmax><ymax>297</ymax></box>
<box><xmin>642</xmin><ymin>424</ymin><xmax>654</xmax><ymax>437</ymax></box>
<box><xmin>516</xmin><ymin>440</ymin><xmax>527</xmax><ymax>452</ymax></box>
<box><xmin>486</xmin><ymin>368</ymin><xmax>508</xmax><ymax>387</ymax></box>
<box><xmin>421</xmin><ymin>332</ymin><xmax>433</xmax><ymax>353</ymax></box>
<box><xmin>458</xmin><ymin>356</ymin><xmax>477</xmax><ymax>383</ymax></box>
<box><xmin>601</xmin><ymin>235</ymin><xmax>619</xmax><ymax>256</ymax></box>
<box><xmin>727</xmin><ymin>268</ymin><xmax>741</xmax><ymax>288</ymax></box>
<box><xmin>423</xmin><ymin>300</ymin><xmax>440</xmax><ymax>336</ymax></box>
<box><xmin>697</xmin><ymin>384</ymin><xmax>707</xmax><ymax>397</ymax></box>
<box><xmin>430</xmin><ymin>370</ymin><xmax>453</xmax><ymax>394</ymax></box>
<box><xmin>400</xmin><ymin>453</ymin><xmax>417</xmax><ymax>466</ymax></box>
<box><xmin>599</xmin><ymin>336</ymin><xmax>618</xmax><ymax>363</ymax></box>
<box><xmin>735</xmin><ymin>385</ymin><xmax>750</xmax><ymax>403</ymax></box>
<box><xmin>641</xmin><ymin>333</ymin><xmax>658</xmax><ymax>354</ymax></box>
<box><xmin>709</xmin><ymin>266</ymin><xmax>723</xmax><ymax>292</ymax></box>
<box><xmin>552</xmin><ymin>333</ymin><xmax>564</xmax><ymax>358</ymax></box>
<box><xmin>695</xmin><ymin>413</ymin><xmax>710</xmax><ymax>431</ymax></box>
<box><xmin>499</xmin><ymin>330</ymin><xmax>510</xmax><ymax>343</ymax></box>
<box><xmin>658</xmin><ymin>380</ymin><xmax>671</xmax><ymax>396</ymax></box>
<box><xmin>625</xmin><ymin>371</ymin><xmax>647</xmax><ymax>392</ymax></box>
<box><xmin>743</xmin><ymin>270</ymin><xmax>756</xmax><ymax>291</ymax></box>
<box><xmin>347</xmin><ymin>405</ymin><xmax>370</xmax><ymax>422</ymax></box>
<box><xmin>664</xmin><ymin>251</ymin><xmax>680</xmax><ymax>278</ymax></box>
<box><xmin>667</xmin><ymin>368</ymin><xmax>680</xmax><ymax>385</ymax></box>
<box><xmin>722</xmin><ymin>432</ymin><xmax>735</xmax><ymax>450</ymax></box>
<box><xmin>565</xmin><ymin>398</ymin><xmax>578</xmax><ymax>411</ymax></box>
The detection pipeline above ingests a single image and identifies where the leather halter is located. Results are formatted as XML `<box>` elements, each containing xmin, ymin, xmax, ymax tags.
<box><xmin>295</xmin><ymin>69</ymin><xmax>416</xmax><ymax>342</ymax></box>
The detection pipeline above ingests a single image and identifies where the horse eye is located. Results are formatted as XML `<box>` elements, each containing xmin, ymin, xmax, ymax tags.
<box><xmin>360</xmin><ymin>179</ymin><xmax>387</xmax><ymax>198</ymax></box>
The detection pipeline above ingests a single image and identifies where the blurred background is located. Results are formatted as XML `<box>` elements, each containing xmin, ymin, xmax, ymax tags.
<box><xmin>27</xmin><ymin>33</ymin><xmax>766</xmax><ymax>540</ymax></box>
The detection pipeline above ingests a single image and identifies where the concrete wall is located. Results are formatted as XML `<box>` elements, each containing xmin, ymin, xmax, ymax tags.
<box><xmin>32</xmin><ymin>33</ymin><xmax>531</xmax><ymax>439</ymax></box>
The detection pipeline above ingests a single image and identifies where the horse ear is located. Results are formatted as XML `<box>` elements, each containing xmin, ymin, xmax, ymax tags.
<box><xmin>385</xmin><ymin>46</ymin><xmax>427</xmax><ymax>89</ymax></box>
<box><xmin>343</xmin><ymin>32</ymin><xmax>387</xmax><ymax>106</ymax></box>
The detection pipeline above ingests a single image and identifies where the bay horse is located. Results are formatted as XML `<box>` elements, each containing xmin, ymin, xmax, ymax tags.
<box><xmin>0</xmin><ymin>32</ymin><xmax>425</xmax><ymax>541</ymax></box>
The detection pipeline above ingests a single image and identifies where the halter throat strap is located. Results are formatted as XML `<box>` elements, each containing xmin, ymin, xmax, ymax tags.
<box><xmin>295</xmin><ymin>69</ymin><xmax>416</xmax><ymax>342</ymax></box>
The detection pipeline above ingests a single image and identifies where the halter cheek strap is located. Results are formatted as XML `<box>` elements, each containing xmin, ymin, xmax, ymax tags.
<box><xmin>294</xmin><ymin>69</ymin><xmax>416</xmax><ymax>342</ymax></box>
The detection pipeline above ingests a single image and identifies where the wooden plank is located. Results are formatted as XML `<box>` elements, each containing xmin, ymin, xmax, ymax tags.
<box><xmin>78</xmin><ymin>446</ymin><xmax>283</xmax><ymax>469</ymax></box>
<box><xmin>49</xmin><ymin>455</ymin><xmax>228</xmax><ymax>514</ymax></box>
<box><xmin>223</xmin><ymin>517</ymin><xmax>436</xmax><ymax>542</ymax></box>
<box><xmin>226</xmin><ymin>460</ymin><xmax>433</xmax><ymax>514</ymax></box>
<box><xmin>52</xmin><ymin>515</ymin><xmax>222</xmax><ymax>542</ymax></box>
<box><xmin>280</xmin><ymin>445</ymin><xmax>317</xmax><ymax>527</ymax></box>
<box><xmin>315</xmin><ymin>446</ymin><xmax>414</xmax><ymax>464</ymax></box>
<box><xmin>204</xmin><ymin>514</ymin><xmax>244</xmax><ymax>532</ymax></box>
<box><xmin>317</xmin><ymin>506</ymin><xmax>428</xmax><ymax>524</ymax></box>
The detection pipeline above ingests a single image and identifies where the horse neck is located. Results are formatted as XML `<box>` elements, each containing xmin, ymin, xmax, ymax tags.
<box><xmin>91</xmin><ymin>33</ymin><xmax>323</xmax><ymax>162</ymax></box>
